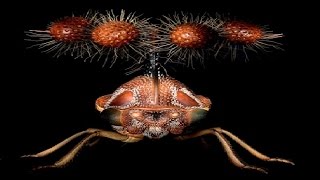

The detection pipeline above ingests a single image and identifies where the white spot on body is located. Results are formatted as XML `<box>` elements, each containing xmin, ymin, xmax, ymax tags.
<box><xmin>169</xmin><ymin>120</ymin><xmax>181</xmax><ymax>128</ymax></box>
<box><xmin>143</xmin><ymin>126</ymin><xmax>169</xmax><ymax>139</ymax></box>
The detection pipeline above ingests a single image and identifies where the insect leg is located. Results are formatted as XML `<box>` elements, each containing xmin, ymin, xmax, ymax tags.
<box><xmin>212</xmin><ymin>130</ymin><xmax>267</xmax><ymax>173</ymax></box>
<box><xmin>97</xmin><ymin>130</ymin><xmax>143</xmax><ymax>143</ymax></box>
<box><xmin>27</xmin><ymin>129</ymin><xmax>140</xmax><ymax>169</ymax></box>
<box><xmin>87</xmin><ymin>129</ymin><xmax>143</xmax><ymax>146</ymax></box>
<box><xmin>214</xmin><ymin>127</ymin><xmax>294</xmax><ymax>165</ymax></box>
<box><xmin>175</xmin><ymin>129</ymin><xmax>267</xmax><ymax>173</ymax></box>
<box><xmin>35</xmin><ymin>133</ymin><xmax>98</xmax><ymax>169</ymax></box>
<box><xmin>38</xmin><ymin>130</ymin><xmax>142</xmax><ymax>169</ymax></box>
<box><xmin>21</xmin><ymin>130</ymin><xmax>89</xmax><ymax>158</ymax></box>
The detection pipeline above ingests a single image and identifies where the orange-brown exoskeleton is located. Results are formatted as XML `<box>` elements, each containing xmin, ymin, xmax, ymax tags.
<box><xmin>22</xmin><ymin>75</ymin><xmax>294</xmax><ymax>173</ymax></box>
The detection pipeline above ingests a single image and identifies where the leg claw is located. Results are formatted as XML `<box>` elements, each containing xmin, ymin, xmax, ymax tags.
<box><xmin>244</xmin><ymin>166</ymin><xmax>268</xmax><ymax>174</ymax></box>
<box><xmin>268</xmin><ymin>158</ymin><xmax>295</xmax><ymax>165</ymax></box>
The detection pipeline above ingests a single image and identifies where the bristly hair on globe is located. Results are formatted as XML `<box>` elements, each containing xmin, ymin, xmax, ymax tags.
<box><xmin>24</xmin><ymin>10</ymin><xmax>99</xmax><ymax>59</ymax></box>
<box><xmin>155</xmin><ymin>12</ymin><xmax>220</xmax><ymax>68</ymax></box>
<box><xmin>25</xmin><ymin>9</ymin><xmax>157</xmax><ymax>68</ymax></box>
<box><xmin>24</xmin><ymin>10</ymin><xmax>285</xmax><ymax>69</ymax></box>
<box><xmin>89</xmin><ymin>9</ymin><xmax>157</xmax><ymax>67</ymax></box>
<box><xmin>210</xmin><ymin>14</ymin><xmax>284</xmax><ymax>62</ymax></box>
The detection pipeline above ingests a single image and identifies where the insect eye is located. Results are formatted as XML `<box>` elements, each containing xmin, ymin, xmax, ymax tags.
<box><xmin>190</xmin><ymin>109</ymin><xmax>208</xmax><ymax>124</ymax></box>
<box><xmin>131</xmin><ymin>111</ymin><xmax>142</xmax><ymax>118</ymax></box>
<box><xmin>170</xmin><ymin>112</ymin><xmax>179</xmax><ymax>118</ymax></box>
<box><xmin>101</xmin><ymin>108</ymin><xmax>122</xmax><ymax>126</ymax></box>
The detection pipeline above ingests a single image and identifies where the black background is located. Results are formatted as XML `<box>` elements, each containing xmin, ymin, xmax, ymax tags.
<box><xmin>1</xmin><ymin>0</ymin><xmax>313</xmax><ymax>178</ymax></box>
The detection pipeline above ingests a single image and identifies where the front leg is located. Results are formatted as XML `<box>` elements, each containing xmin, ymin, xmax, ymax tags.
<box><xmin>214</xmin><ymin>127</ymin><xmax>294</xmax><ymax>165</ymax></box>
<box><xmin>175</xmin><ymin>127</ymin><xmax>294</xmax><ymax>173</ymax></box>
<box><xmin>21</xmin><ymin>130</ymin><xmax>90</xmax><ymax>158</ymax></box>
<box><xmin>22</xmin><ymin>129</ymin><xmax>143</xmax><ymax>169</ymax></box>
